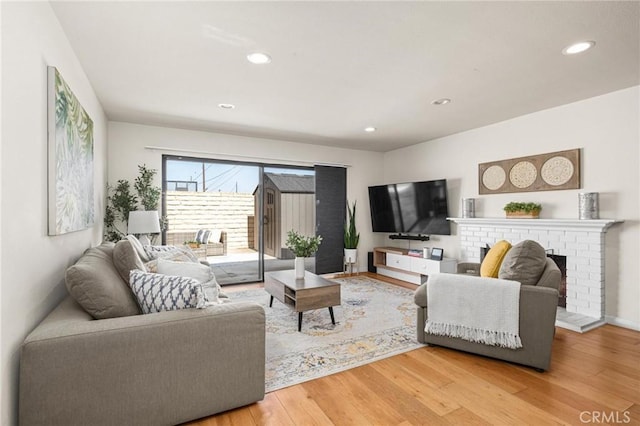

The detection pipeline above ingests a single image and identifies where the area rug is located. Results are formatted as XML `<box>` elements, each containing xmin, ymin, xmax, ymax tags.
<box><xmin>227</xmin><ymin>275</ymin><xmax>423</xmax><ymax>392</ymax></box>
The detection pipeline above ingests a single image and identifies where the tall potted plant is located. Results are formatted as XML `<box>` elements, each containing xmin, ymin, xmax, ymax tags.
<box><xmin>344</xmin><ymin>201</ymin><xmax>360</xmax><ymax>265</ymax></box>
<box><xmin>285</xmin><ymin>230</ymin><xmax>322</xmax><ymax>279</ymax></box>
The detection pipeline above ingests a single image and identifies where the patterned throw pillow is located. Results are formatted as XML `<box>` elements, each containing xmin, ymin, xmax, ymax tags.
<box><xmin>157</xmin><ymin>258</ymin><xmax>220</xmax><ymax>303</ymax></box>
<box><xmin>129</xmin><ymin>269</ymin><xmax>206</xmax><ymax>314</ymax></box>
<box><xmin>143</xmin><ymin>245</ymin><xmax>199</xmax><ymax>263</ymax></box>
<box><xmin>195</xmin><ymin>229</ymin><xmax>206</xmax><ymax>244</ymax></box>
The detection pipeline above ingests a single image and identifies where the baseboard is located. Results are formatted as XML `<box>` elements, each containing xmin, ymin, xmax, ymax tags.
<box><xmin>605</xmin><ymin>315</ymin><xmax>640</xmax><ymax>331</ymax></box>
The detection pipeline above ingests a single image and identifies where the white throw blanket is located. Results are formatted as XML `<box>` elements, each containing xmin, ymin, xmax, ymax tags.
<box><xmin>425</xmin><ymin>273</ymin><xmax>522</xmax><ymax>349</ymax></box>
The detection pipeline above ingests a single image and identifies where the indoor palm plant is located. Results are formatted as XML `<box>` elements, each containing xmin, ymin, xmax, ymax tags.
<box><xmin>286</xmin><ymin>230</ymin><xmax>322</xmax><ymax>279</ymax></box>
<box><xmin>344</xmin><ymin>201</ymin><xmax>360</xmax><ymax>264</ymax></box>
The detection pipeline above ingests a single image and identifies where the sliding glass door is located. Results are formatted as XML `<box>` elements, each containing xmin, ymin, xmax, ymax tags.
<box><xmin>163</xmin><ymin>156</ymin><xmax>262</xmax><ymax>284</ymax></box>
<box><xmin>162</xmin><ymin>155</ymin><xmax>315</xmax><ymax>285</ymax></box>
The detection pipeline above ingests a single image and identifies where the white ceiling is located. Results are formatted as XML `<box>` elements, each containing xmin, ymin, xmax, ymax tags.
<box><xmin>50</xmin><ymin>1</ymin><xmax>640</xmax><ymax>152</ymax></box>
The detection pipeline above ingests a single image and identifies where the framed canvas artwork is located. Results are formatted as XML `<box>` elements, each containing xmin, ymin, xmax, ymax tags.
<box><xmin>47</xmin><ymin>66</ymin><xmax>94</xmax><ymax>235</ymax></box>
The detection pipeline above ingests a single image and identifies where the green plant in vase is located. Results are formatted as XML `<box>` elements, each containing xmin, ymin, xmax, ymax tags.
<box><xmin>344</xmin><ymin>201</ymin><xmax>360</xmax><ymax>265</ymax></box>
<box><xmin>503</xmin><ymin>202</ymin><xmax>542</xmax><ymax>218</ymax></box>
<box><xmin>286</xmin><ymin>230</ymin><xmax>322</xmax><ymax>279</ymax></box>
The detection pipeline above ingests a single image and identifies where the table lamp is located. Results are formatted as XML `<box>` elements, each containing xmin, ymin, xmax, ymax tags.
<box><xmin>128</xmin><ymin>210</ymin><xmax>161</xmax><ymax>245</ymax></box>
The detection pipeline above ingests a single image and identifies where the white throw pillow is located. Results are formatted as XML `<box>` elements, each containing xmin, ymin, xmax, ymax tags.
<box><xmin>129</xmin><ymin>269</ymin><xmax>205</xmax><ymax>314</ymax></box>
<box><xmin>157</xmin><ymin>258</ymin><xmax>220</xmax><ymax>303</ymax></box>
<box><xmin>208</xmin><ymin>229</ymin><xmax>222</xmax><ymax>244</ymax></box>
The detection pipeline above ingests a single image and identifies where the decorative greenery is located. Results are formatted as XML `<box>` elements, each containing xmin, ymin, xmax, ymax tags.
<box><xmin>104</xmin><ymin>164</ymin><xmax>164</xmax><ymax>242</ymax></box>
<box><xmin>135</xmin><ymin>165</ymin><xmax>161</xmax><ymax>211</ymax></box>
<box><xmin>344</xmin><ymin>201</ymin><xmax>360</xmax><ymax>249</ymax></box>
<box><xmin>285</xmin><ymin>230</ymin><xmax>322</xmax><ymax>258</ymax></box>
<box><xmin>104</xmin><ymin>180</ymin><xmax>137</xmax><ymax>242</ymax></box>
<box><xmin>503</xmin><ymin>202</ymin><xmax>542</xmax><ymax>213</ymax></box>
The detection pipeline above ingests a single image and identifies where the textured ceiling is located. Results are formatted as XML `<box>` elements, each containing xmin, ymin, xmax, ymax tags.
<box><xmin>51</xmin><ymin>1</ymin><xmax>640</xmax><ymax>152</ymax></box>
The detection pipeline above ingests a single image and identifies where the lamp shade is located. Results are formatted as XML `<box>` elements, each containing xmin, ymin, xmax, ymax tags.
<box><xmin>128</xmin><ymin>210</ymin><xmax>161</xmax><ymax>234</ymax></box>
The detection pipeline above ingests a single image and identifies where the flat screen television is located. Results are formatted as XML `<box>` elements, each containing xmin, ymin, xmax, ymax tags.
<box><xmin>368</xmin><ymin>179</ymin><xmax>451</xmax><ymax>235</ymax></box>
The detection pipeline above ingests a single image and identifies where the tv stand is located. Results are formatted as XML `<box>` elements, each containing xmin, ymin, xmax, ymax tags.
<box><xmin>388</xmin><ymin>234</ymin><xmax>430</xmax><ymax>241</ymax></box>
<box><xmin>373</xmin><ymin>247</ymin><xmax>456</xmax><ymax>285</ymax></box>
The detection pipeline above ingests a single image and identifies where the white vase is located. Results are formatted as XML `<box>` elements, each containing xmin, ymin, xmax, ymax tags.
<box><xmin>294</xmin><ymin>257</ymin><xmax>305</xmax><ymax>279</ymax></box>
<box><xmin>344</xmin><ymin>248</ymin><xmax>357</xmax><ymax>264</ymax></box>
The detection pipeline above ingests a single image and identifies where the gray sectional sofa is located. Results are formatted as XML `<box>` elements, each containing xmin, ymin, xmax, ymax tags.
<box><xmin>19</xmin><ymin>241</ymin><xmax>265</xmax><ymax>426</ymax></box>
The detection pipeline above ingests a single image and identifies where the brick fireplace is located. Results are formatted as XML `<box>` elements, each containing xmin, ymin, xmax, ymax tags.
<box><xmin>449</xmin><ymin>218</ymin><xmax>622</xmax><ymax>332</ymax></box>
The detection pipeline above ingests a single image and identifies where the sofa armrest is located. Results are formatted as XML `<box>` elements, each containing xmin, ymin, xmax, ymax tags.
<box><xmin>414</xmin><ymin>282</ymin><xmax>428</xmax><ymax>307</ymax></box>
<box><xmin>20</xmin><ymin>297</ymin><xmax>265</xmax><ymax>426</ymax></box>
<box><xmin>457</xmin><ymin>262</ymin><xmax>481</xmax><ymax>276</ymax></box>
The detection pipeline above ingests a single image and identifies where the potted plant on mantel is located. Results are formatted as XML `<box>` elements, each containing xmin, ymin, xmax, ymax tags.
<box><xmin>285</xmin><ymin>230</ymin><xmax>322</xmax><ymax>279</ymax></box>
<box><xmin>344</xmin><ymin>201</ymin><xmax>360</xmax><ymax>265</ymax></box>
<box><xmin>504</xmin><ymin>202</ymin><xmax>542</xmax><ymax>219</ymax></box>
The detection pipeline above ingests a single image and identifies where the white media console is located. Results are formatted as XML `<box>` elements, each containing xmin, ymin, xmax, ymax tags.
<box><xmin>373</xmin><ymin>247</ymin><xmax>457</xmax><ymax>285</ymax></box>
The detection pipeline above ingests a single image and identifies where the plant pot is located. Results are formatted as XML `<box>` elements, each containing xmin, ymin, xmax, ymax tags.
<box><xmin>294</xmin><ymin>257</ymin><xmax>306</xmax><ymax>279</ymax></box>
<box><xmin>506</xmin><ymin>210</ymin><xmax>540</xmax><ymax>219</ymax></box>
<box><xmin>344</xmin><ymin>248</ymin><xmax>358</xmax><ymax>264</ymax></box>
<box><xmin>187</xmin><ymin>243</ymin><xmax>200</xmax><ymax>249</ymax></box>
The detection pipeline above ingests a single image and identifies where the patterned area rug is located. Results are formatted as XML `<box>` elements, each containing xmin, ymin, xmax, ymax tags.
<box><xmin>227</xmin><ymin>275</ymin><xmax>423</xmax><ymax>392</ymax></box>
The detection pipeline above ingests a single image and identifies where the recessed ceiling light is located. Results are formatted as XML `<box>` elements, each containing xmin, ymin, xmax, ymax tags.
<box><xmin>218</xmin><ymin>103</ymin><xmax>235</xmax><ymax>109</ymax></box>
<box><xmin>432</xmin><ymin>98</ymin><xmax>451</xmax><ymax>106</ymax></box>
<box><xmin>247</xmin><ymin>52</ymin><xmax>272</xmax><ymax>64</ymax></box>
<box><xmin>364</xmin><ymin>127</ymin><xmax>377</xmax><ymax>133</ymax></box>
<box><xmin>562</xmin><ymin>41</ymin><xmax>596</xmax><ymax>55</ymax></box>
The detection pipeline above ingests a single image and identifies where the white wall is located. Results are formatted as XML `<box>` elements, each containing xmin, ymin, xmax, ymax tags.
<box><xmin>108</xmin><ymin>121</ymin><xmax>384</xmax><ymax>269</ymax></box>
<box><xmin>383</xmin><ymin>86</ymin><xmax>640</xmax><ymax>328</ymax></box>
<box><xmin>0</xmin><ymin>3</ymin><xmax>108</xmax><ymax>424</ymax></box>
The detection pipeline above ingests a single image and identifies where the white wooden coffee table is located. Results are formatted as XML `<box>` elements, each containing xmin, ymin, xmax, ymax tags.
<box><xmin>264</xmin><ymin>270</ymin><xmax>341</xmax><ymax>331</ymax></box>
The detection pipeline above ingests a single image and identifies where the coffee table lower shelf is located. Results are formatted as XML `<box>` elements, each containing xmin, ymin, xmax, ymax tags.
<box><xmin>264</xmin><ymin>270</ymin><xmax>341</xmax><ymax>332</ymax></box>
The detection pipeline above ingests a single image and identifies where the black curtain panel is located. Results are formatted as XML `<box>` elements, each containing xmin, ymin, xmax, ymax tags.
<box><xmin>314</xmin><ymin>165</ymin><xmax>347</xmax><ymax>274</ymax></box>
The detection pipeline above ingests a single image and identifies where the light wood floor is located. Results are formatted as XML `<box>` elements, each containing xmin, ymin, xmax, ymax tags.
<box><xmin>188</xmin><ymin>273</ymin><xmax>640</xmax><ymax>425</ymax></box>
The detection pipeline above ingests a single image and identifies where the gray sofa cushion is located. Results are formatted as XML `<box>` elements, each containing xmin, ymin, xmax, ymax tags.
<box><xmin>498</xmin><ymin>240</ymin><xmax>547</xmax><ymax>286</ymax></box>
<box><xmin>113</xmin><ymin>240</ymin><xmax>146</xmax><ymax>283</ymax></box>
<box><xmin>65</xmin><ymin>243</ymin><xmax>141</xmax><ymax>319</ymax></box>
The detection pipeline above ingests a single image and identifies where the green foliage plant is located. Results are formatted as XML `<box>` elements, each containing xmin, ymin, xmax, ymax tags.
<box><xmin>104</xmin><ymin>164</ymin><xmax>163</xmax><ymax>242</ymax></box>
<box><xmin>135</xmin><ymin>164</ymin><xmax>161</xmax><ymax>211</ymax></box>
<box><xmin>104</xmin><ymin>180</ymin><xmax>137</xmax><ymax>241</ymax></box>
<box><xmin>285</xmin><ymin>230</ymin><xmax>322</xmax><ymax>258</ymax></box>
<box><xmin>344</xmin><ymin>201</ymin><xmax>360</xmax><ymax>249</ymax></box>
<box><xmin>503</xmin><ymin>202</ymin><xmax>542</xmax><ymax>213</ymax></box>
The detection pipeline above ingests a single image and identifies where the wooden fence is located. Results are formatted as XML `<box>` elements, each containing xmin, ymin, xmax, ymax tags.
<box><xmin>165</xmin><ymin>191</ymin><xmax>254</xmax><ymax>250</ymax></box>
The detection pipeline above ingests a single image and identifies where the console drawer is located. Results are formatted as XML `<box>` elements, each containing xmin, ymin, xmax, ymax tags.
<box><xmin>410</xmin><ymin>257</ymin><xmax>457</xmax><ymax>275</ymax></box>
<box><xmin>386</xmin><ymin>253</ymin><xmax>411</xmax><ymax>270</ymax></box>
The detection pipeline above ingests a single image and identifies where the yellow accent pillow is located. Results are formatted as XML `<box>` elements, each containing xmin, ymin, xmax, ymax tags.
<box><xmin>480</xmin><ymin>240</ymin><xmax>512</xmax><ymax>278</ymax></box>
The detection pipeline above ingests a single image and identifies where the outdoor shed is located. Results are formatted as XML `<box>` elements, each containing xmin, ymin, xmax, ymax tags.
<box><xmin>254</xmin><ymin>173</ymin><xmax>315</xmax><ymax>259</ymax></box>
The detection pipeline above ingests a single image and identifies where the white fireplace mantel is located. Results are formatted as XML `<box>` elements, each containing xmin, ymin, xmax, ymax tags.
<box><xmin>448</xmin><ymin>217</ymin><xmax>622</xmax><ymax>233</ymax></box>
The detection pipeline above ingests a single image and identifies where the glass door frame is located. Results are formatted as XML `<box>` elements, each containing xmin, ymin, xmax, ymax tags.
<box><xmin>161</xmin><ymin>154</ymin><xmax>313</xmax><ymax>284</ymax></box>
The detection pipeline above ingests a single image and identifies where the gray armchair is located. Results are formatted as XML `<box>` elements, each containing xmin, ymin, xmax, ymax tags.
<box><xmin>414</xmin><ymin>257</ymin><xmax>560</xmax><ymax>371</ymax></box>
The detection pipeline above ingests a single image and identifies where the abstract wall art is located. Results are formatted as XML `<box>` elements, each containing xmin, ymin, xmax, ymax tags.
<box><xmin>47</xmin><ymin>66</ymin><xmax>94</xmax><ymax>235</ymax></box>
